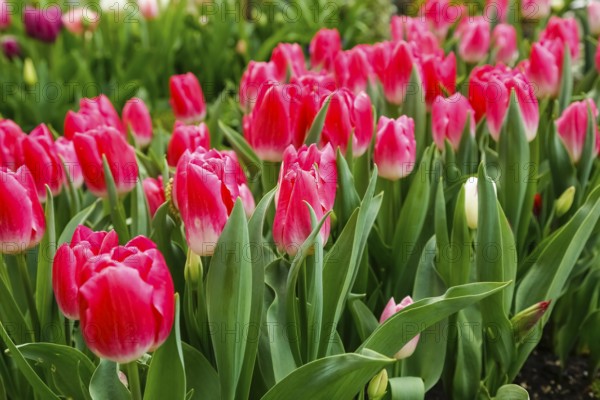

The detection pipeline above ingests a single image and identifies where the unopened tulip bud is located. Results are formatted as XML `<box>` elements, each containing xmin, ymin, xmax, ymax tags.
<box><xmin>379</xmin><ymin>296</ymin><xmax>420</xmax><ymax>359</ymax></box>
<box><xmin>367</xmin><ymin>369</ymin><xmax>388</xmax><ymax>400</ymax></box>
<box><xmin>464</xmin><ymin>177</ymin><xmax>497</xmax><ymax>230</ymax></box>
<box><xmin>23</xmin><ymin>58</ymin><xmax>37</xmax><ymax>86</ymax></box>
<box><xmin>184</xmin><ymin>249</ymin><xmax>202</xmax><ymax>284</ymax></box>
<box><xmin>555</xmin><ymin>186</ymin><xmax>575</xmax><ymax>217</ymax></box>
<box><xmin>511</xmin><ymin>300</ymin><xmax>550</xmax><ymax>343</ymax></box>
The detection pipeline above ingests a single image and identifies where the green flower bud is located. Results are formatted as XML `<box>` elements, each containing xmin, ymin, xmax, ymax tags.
<box><xmin>367</xmin><ymin>369</ymin><xmax>388</xmax><ymax>400</ymax></box>
<box><xmin>23</xmin><ymin>58</ymin><xmax>38</xmax><ymax>86</ymax></box>
<box><xmin>555</xmin><ymin>186</ymin><xmax>575</xmax><ymax>217</ymax></box>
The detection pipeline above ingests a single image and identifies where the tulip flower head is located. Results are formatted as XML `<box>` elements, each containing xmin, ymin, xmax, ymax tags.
<box><xmin>1</xmin><ymin>36</ymin><xmax>21</xmax><ymax>60</ymax></box>
<box><xmin>22</xmin><ymin>124</ymin><xmax>65</xmax><ymax>200</ymax></box>
<box><xmin>310</xmin><ymin>28</ymin><xmax>342</xmax><ymax>71</ymax></box>
<box><xmin>122</xmin><ymin>98</ymin><xmax>153</xmax><ymax>148</ymax></box>
<box><xmin>589</xmin><ymin>1</ymin><xmax>600</xmax><ymax>36</ymax></box>
<box><xmin>374</xmin><ymin>116</ymin><xmax>416</xmax><ymax>180</ymax></box>
<box><xmin>492</xmin><ymin>24</ymin><xmax>518</xmax><ymax>66</ymax></box>
<box><xmin>0</xmin><ymin>119</ymin><xmax>25</xmax><ymax>169</ymax></box>
<box><xmin>0</xmin><ymin>0</ymin><xmax>11</xmax><ymax>30</ymax></box>
<box><xmin>521</xmin><ymin>0</ymin><xmax>551</xmax><ymax>21</ymax></box>
<box><xmin>270</xmin><ymin>43</ymin><xmax>307</xmax><ymax>81</ymax></box>
<box><xmin>142</xmin><ymin>177</ymin><xmax>165</xmax><ymax>217</ymax></box>
<box><xmin>62</xmin><ymin>7</ymin><xmax>99</xmax><ymax>34</ymax></box>
<box><xmin>24</xmin><ymin>5</ymin><xmax>63</xmax><ymax>43</ymax></box>
<box><xmin>555</xmin><ymin>99</ymin><xmax>600</xmax><ymax>164</ymax></box>
<box><xmin>379</xmin><ymin>296</ymin><xmax>420</xmax><ymax>359</ymax></box>
<box><xmin>455</xmin><ymin>16</ymin><xmax>491</xmax><ymax>64</ymax></box>
<box><xmin>239</xmin><ymin>61</ymin><xmax>279</xmax><ymax>111</ymax></box>
<box><xmin>431</xmin><ymin>94</ymin><xmax>475</xmax><ymax>151</ymax></box>
<box><xmin>464</xmin><ymin>176</ymin><xmax>497</xmax><ymax>229</ymax></box>
<box><xmin>166</xmin><ymin>121</ymin><xmax>211</xmax><ymax>167</ymax></box>
<box><xmin>169</xmin><ymin>73</ymin><xmax>207</xmax><ymax>123</ymax></box>
<box><xmin>55</xmin><ymin>137</ymin><xmax>84</xmax><ymax>189</ymax></box>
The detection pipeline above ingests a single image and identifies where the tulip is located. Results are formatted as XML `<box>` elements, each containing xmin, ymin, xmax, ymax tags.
<box><xmin>432</xmin><ymin>94</ymin><xmax>475</xmax><ymax>151</ymax></box>
<box><xmin>455</xmin><ymin>17</ymin><xmax>490</xmax><ymax>64</ymax></box>
<box><xmin>239</xmin><ymin>61</ymin><xmax>279</xmax><ymax>111</ymax></box>
<box><xmin>539</xmin><ymin>17</ymin><xmax>580</xmax><ymax>61</ymax></box>
<box><xmin>62</xmin><ymin>7</ymin><xmax>99</xmax><ymax>34</ymax></box>
<box><xmin>391</xmin><ymin>17</ymin><xmax>441</xmax><ymax>56</ymax></box>
<box><xmin>0</xmin><ymin>0</ymin><xmax>11</xmax><ymax>30</ymax></box>
<box><xmin>382</xmin><ymin>41</ymin><xmax>414</xmax><ymax>106</ymax></box>
<box><xmin>319</xmin><ymin>89</ymin><xmax>373</xmax><ymax>157</ymax></box>
<box><xmin>166</xmin><ymin>121</ymin><xmax>210</xmax><ymax>167</ymax></box>
<box><xmin>273</xmin><ymin>144</ymin><xmax>337</xmax><ymax>256</ymax></box>
<box><xmin>379</xmin><ymin>296</ymin><xmax>420</xmax><ymax>359</ymax></box>
<box><xmin>374</xmin><ymin>116</ymin><xmax>416</xmax><ymax>180</ymax></box>
<box><xmin>463</xmin><ymin>177</ymin><xmax>497</xmax><ymax>229</ymax></box>
<box><xmin>521</xmin><ymin>0</ymin><xmax>551</xmax><ymax>21</ymax></box>
<box><xmin>73</xmin><ymin>126</ymin><xmax>139</xmax><ymax>197</ymax></box>
<box><xmin>533</xmin><ymin>193</ymin><xmax>543</xmax><ymax>217</ymax></box>
<box><xmin>589</xmin><ymin>2</ymin><xmax>600</xmax><ymax>36</ymax></box>
<box><xmin>1</xmin><ymin>36</ymin><xmax>21</xmax><ymax>60</ymax></box>
<box><xmin>244</xmin><ymin>81</ymin><xmax>299</xmax><ymax>162</ymax></box>
<box><xmin>55</xmin><ymin>137</ymin><xmax>84</xmax><ymax>188</ymax></box>
<box><xmin>23</xmin><ymin>58</ymin><xmax>37</xmax><ymax>86</ymax></box>
<box><xmin>367</xmin><ymin>370</ymin><xmax>388</xmax><ymax>400</ymax></box>
<box><xmin>333</xmin><ymin>47</ymin><xmax>373</xmax><ymax>95</ymax></box>
<box><xmin>422</xmin><ymin>0</ymin><xmax>463</xmax><ymax>40</ymax></box>
<box><xmin>142</xmin><ymin>177</ymin><xmax>165</xmax><ymax>217</ymax></box>
<box><xmin>173</xmin><ymin>148</ymin><xmax>254</xmax><ymax>256</ymax></box>
<box><xmin>309</xmin><ymin>28</ymin><xmax>342</xmax><ymax>71</ymax></box>
<box><xmin>555</xmin><ymin>186</ymin><xmax>575</xmax><ymax>217</ymax></box>
<box><xmin>122</xmin><ymin>98</ymin><xmax>153</xmax><ymax>147</ymax></box>
<box><xmin>492</xmin><ymin>24</ymin><xmax>518</xmax><ymax>65</ymax></box>
<box><xmin>65</xmin><ymin>95</ymin><xmax>126</xmax><ymax>139</ymax></box>
<box><xmin>169</xmin><ymin>73</ymin><xmax>207</xmax><ymax>123</ymax></box>
<box><xmin>521</xmin><ymin>41</ymin><xmax>560</xmax><ymax>98</ymax></box>
<box><xmin>555</xmin><ymin>99</ymin><xmax>599</xmax><ymax>163</ymax></box>
<box><xmin>0</xmin><ymin>119</ymin><xmax>25</xmax><ymax>169</ymax></box>
<box><xmin>22</xmin><ymin>124</ymin><xmax>65</xmax><ymax>200</ymax></box>
<box><xmin>421</xmin><ymin>51</ymin><xmax>456</xmax><ymax>108</ymax></box>
<box><xmin>58</xmin><ymin>234</ymin><xmax>175</xmax><ymax>363</ymax></box>
<box><xmin>511</xmin><ymin>300</ymin><xmax>550</xmax><ymax>343</ymax></box>
<box><xmin>596</xmin><ymin>38</ymin><xmax>600</xmax><ymax>73</ymax></box>
<box><xmin>0</xmin><ymin>166</ymin><xmax>46</xmax><ymax>254</ymax></box>
<box><xmin>485</xmin><ymin>0</ymin><xmax>508</xmax><ymax>23</ymax></box>
<box><xmin>53</xmin><ymin>225</ymin><xmax>119</xmax><ymax>319</ymax></box>
<box><xmin>270</xmin><ymin>43</ymin><xmax>307</xmax><ymax>81</ymax></box>
<box><xmin>23</xmin><ymin>5</ymin><xmax>62</xmax><ymax>43</ymax></box>
<box><xmin>138</xmin><ymin>0</ymin><xmax>159</xmax><ymax>19</ymax></box>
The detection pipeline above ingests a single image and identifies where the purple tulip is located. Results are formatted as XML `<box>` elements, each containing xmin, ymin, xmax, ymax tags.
<box><xmin>23</xmin><ymin>5</ymin><xmax>63</xmax><ymax>43</ymax></box>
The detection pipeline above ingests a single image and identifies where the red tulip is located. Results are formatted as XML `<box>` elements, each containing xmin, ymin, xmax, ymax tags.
<box><xmin>382</xmin><ymin>41</ymin><xmax>414</xmax><ymax>105</ymax></box>
<box><xmin>374</xmin><ymin>116</ymin><xmax>417</xmax><ymax>180</ymax></box>
<box><xmin>64</xmin><ymin>110</ymin><xmax>92</xmax><ymax>140</ymax></box>
<box><xmin>0</xmin><ymin>166</ymin><xmax>46</xmax><ymax>254</ymax></box>
<box><xmin>169</xmin><ymin>73</ymin><xmax>207</xmax><ymax>123</ymax></box>
<box><xmin>320</xmin><ymin>89</ymin><xmax>374</xmax><ymax>157</ymax></box>
<box><xmin>22</xmin><ymin>124</ymin><xmax>64</xmax><ymax>200</ymax></box>
<box><xmin>166</xmin><ymin>121</ymin><xmax>211</xmax><ymax>167</ymax></box>
<box><xmin>333</xmin><ymin>47</ymin><xmax>373</xmax><ymax>95</ymax></box>
<box><xmin>455</xmin><ymin>16</ymin><xmax>490</xmax><ymax>64</ymax></box>
<box><xmin>122</xmin><ymin>98</ymin><xmax>153</xmax><ymax>147</ymax></box>
<box><xmin>173</xmin><ymin>148</ymin><xmax>254</xmax><ymax>256</ymax></box>
<box><xmin>64</xmin><ymin>95</ymin><xmax>126</xmax><ymax>139</ymax></box>
<box><xmin>432</xmin><ymin>94</ymin><xmax>475</xmax><ymax>151</ymax></box>
<box><xmin>73</xmin><ymin>126</ymin><xmax>139</xmax><ymax>197</ymax></box>
<box><xmin>521</xmin><ymin>0</ymin><xmax>551</xmax><ymax>20</ymax></box>
<box><xmin>53</xmin><ymin>225</ymin><xmax>119</xmax><ymax>319</ymax></box>
<box><xmin>468</xmin><ymin>65</ymin><xmax>539</xmax><ymax>141</ymax></box>
<box><xmin>273</xmin><ymin>144</ymin><xmax>337</xmax><ymax>256</ymax></box>
<box><xmin>391</xmin><ymin>16</ymin><xmax>441</xmax><ymax>55</ymax></box>
<box><xmin>142</xmin><ymin>177</ymin><xmax>165</xmax><ymax>217</ymax></box>
<box><xmin>309</xmin><ymin>28</ymin><xmax>342</xmax><ymax>71</ymax></box>
<box><xmin>244</xmin><ymin>81</ymin><xmax>299</xmax><ymax>161</ymax></box>
<box><xmin>379</xmin><ymin>296</ymin><xmax>420</xmax><ymax>359</ymax></box>
<box><xmin>492</xmin><ymin>24</ymin><xmax>518</xmax><ymax>65</ymax></box>
<box><xmin>421</xmin><ymin>51</ymin><xmax>456</xmax><ymax>108</ymax></box>
<box><xmin>55</xmin><ymin>137</ymin><xmax>84</xmax><ymax>188</ymax></box>
<box><xmin>539</xmin><ymin>17</ymin><xmax>580</xmax><ymax>61</ymax></box>
<box><xmin>0</xmin><ymin>119</ymin><xmax>25</xmax><ymax>169</ymax></box>
<box><xmin>556</xmin><ymin>99</ymin><xmax>600</xmax><ymax>163</ymax></box>
<box><xmin>589</xmin><ymin>1</ymin><xmax>600</xmax><ymax>36</ymax></box>
<box><xmin>270</xmin><ymin>43</ymin><xmax>307</xmax><ymax>81</ymax></box>
<box><xmin>239</xmin><ymin>61</ymin><xmax>279</xmax><ymax>111</ymax></box>
<box><xmin>65</xmin><ymin>233</ymin><xmax>174</xmax><ymax>363</ymax></box>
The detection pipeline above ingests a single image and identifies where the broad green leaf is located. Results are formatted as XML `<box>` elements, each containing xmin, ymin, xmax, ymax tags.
<box><xmin>57</xmin><ymin>200</ymin><xmax>101</xmax><ymax>245</ymax></box>
<box><xmin>144</xmin><ymin>295</ymin><xmax>185</xmax><ymax>400</ymax></box>
<box><xmin>36</xmin><ymin>188</ymin><xmax>56</xmax><ymax>341</ymax></box>
<box><xmin>402</xmin><ymin>67</ymin><xmax>426</xmax><ymax>161</ymax></box>
<box><xmin>576</xmin><ymin>103</ymin><xmax>597</xmax><ymax>193</ymax></box>
<box><xmin>448</xmin><ymin>186</ymin><xmax>471</xmax><ymax>287</ymax></box>
<box><xmin>494</xmin><ymin>384</ymin><xmax>529</xmax><ymax>399</ymax></box>
<box><xmin>261</xmin><ymin>350</ymin><xmax>395</xmax><ymax>400</ymax></box>
<box><xmin>130</xmin><ymin>179</ymin><xmax>151</xmax><ymax>238</ymax></box>
<box><xmin>349</xmin><ymin>298</ymin><xmax>379</xmax><ymax>343</ymax></box>
<box><xmin>218</xmin><ymin>120</ymin><xmax>261</xmax><ymax>170</ymax></box>
<box><xmin>334</xmin><ymin>149</ymin><xmax>361</xmax><ymax>226</ymax></box>
<box><xmin>181</xmin><ymin>343</ymin><xmax>221</xmax><ymax>400</ymax></box>
<box><xmin>389</xmin><ymin>377</ymin><xmax>425</xmax><ymax>400</ymax></box>
<box><xmin>305</xmin><ymin>94</ymin><xmax>332</xmax><ymax>145</ymax></box>
<box><xmin>206</xmin><ymin>200</ymin><xmax>252</xmax><ymax>400</ymax></box>
<box><xmin>0</xmin><ymin>269</ymin><xmax>31</xmax><ymax>344</ymax></box>
<box><xmin>558</xmin><ymin>45</ymin><xmax>572</xmax><ymax>113</ymax></box>
<box><xmin>89</xmin><ymin>360</ymin><xmax>129</xmax><ymax>400</ymax></box>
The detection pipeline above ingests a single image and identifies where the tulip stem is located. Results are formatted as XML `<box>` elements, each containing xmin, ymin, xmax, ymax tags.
<box><xmin>16</xmin><ymin>254</ymin><xmax>40</xmax><ymax>341</ymax></box>
<box><xmin>126</xmin><ymin>362</ymin><xmax>142</xmax><ymax>400</ymax></box>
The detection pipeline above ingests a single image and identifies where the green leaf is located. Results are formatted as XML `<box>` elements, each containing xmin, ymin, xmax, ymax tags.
<box><xmin>305</xmin><ymin>94</ymin><xmax>332</xmax><ymax>145</ymax></box>
<box><xmin>558</xmin><ymin>45</ymin><xmax>572</xmax><ymax>113</ymax></box>
<box><xmin>102</xmin><ymin>156</ymin><xmax>130</xmax><ymax>243</ymax></box>
<box><xmin>218</xmin><ymin>120</ymin><xmax>261</xmax><ymax>170</ymax></box>
<box><xmin>89</xmin><ymin>360</ymin><xmax>130</xmax><ymax>400</ymax></box>
<box><xmin>181</xmin><ymin>343</ymin><xmax>221</xmax><ymax>400</ymax></box>
<box><xmin>358</xmin><ymin>282</ymin><xmax>509</xmax><ymax>357</ymax></box>
<box><xmin>494</xmin><ymin>384</ymin><xmax>529</xmax><ymax>399</ymax></box>
<box><xmin>144</xmin><ymin>295</ymin><xmax>185</xmax><ymax>400</ymax></box>
<box><xmin>206</xmin><ymin>200</ymin><xmax>252</xmax><ymax>400</ymax></box>
<box><xmin>17</xmin><ymin>343</ymin><xmax>95</xmax><ymax>400</ymax></box>
<box><xmin>389</xmin><ymin>377</ymin><xmax>425</xmax><ymax>400</ymax></box>
<box><xmin>349</xmin><ymin>298</ymin><xmax>380</xmax><ymax>343</ymax></box>
<box><xmin>334</xmin><ymin>149</ymin><xmax>361</xmax><ymax>226</ymax></box>
<box><xmin>576</xmin><ymin>103</ymin><xmax>597</xmax><ymax>193</ymax></box>
<box><xmin>402</xmin><ymin>67</ymin><xmax>426</xmax><ymax>161</ymax></box>
<box><xmin>57</xmin><ymin>200</ymin><xmax>101</xmax><ymax>245</ymax></box>
<box><xmin>130</xmin><ymin>179</ymin><xmax>151</xmax><ymax>238</ymax></box>
<box><xmin>260</xmin><ymin>351</ymin><xmax>395</xmax><ymax>400</ymax></box>
<box><xmin>448</xmin><ymin>185</ymin><xmax>471</xmax><ymax>287</ymax></box>
<box><xmin>36</xmin><ymin>188</ymin><xmax>56</xmax><ymax>341</ymax></box>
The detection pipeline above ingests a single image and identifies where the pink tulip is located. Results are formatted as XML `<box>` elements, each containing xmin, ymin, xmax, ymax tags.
<box><xmin>374</xmin><ymin>116</ymin><xmax>416</xmax><ymax>180</ymax></box>
<box><xmin>333</xmin><ymin>47</ymin><xmax>373</xmax><ymax>95</ymax></box>
<box><xmin>138</xmin><ymin>0</ymin><xmax>159</xmax><ymax>20</ymax></box>
<box><xmin>64</xmin><ymin>95</ymin><xmax>126</xmax><ymax>139</ymax></box>
<box><xmin>485</xmin><ymin>0</ymin><xmax>508</xmax><ymax>23</ymax></box>
<box><xmin>53</xmin><ymin>225</ymin><xmax>119</xmax><ymax>319</ymax></box>
<box><xmin>22</xmin><ymin>124</ymin><xmax>65</xmax><ymax>200</ymax></box>
<box><xmin>61</xmin><ymin>7</ymin><xmax>99</xmax><ymax>34</ymax></box>
<box><xmin>455</xmin><ymin>16</ymin><xmax>490</xmax><ymax>64</ymax></box>
<box><xmin>596</xmin><ymin>38</ymin><xmax>600</xmax><ymax>73</ymax></box>
<box><xmin>382</xmin><ymin>41</ymin><xmax>414</xmax><ymax>105</ymax></box>
<box><xmin>589</xmin><ymin>2</ymin><xmax>600</xmax><ymax>36</ymax></box>
<box><xmin>0</xmin><ymin>0</ymin><xmax>11</xmax><ymax>30</ymax></box>
<box><xmin>166</xmin><ymin>121</ymin><xmax>210</xmax><ymax>167</ymax></box>
<box><xmin>173</xmin><ymin>148</ymin><xmax>254</xmax><ymax>256</ymax></box>
<box><xmin>1</xmin><ymin>36</ymin><xmax>21</xmax><ymax>60</ymax></box>
<box><xmin>309</xmin><ymin>28</ymin><xmax>342</xmax><ymax>71</ymax></box>
<box><xmin>273</xmin><ymin>144</ymin><xmax>337</xmax><ymax>256</ymax></box>
<box><xmin>142</xmin><ymin>177</ymin><xmax>165</xmax><ymax>217</ymax></box>
<box><xmin>122</xmin><ymin>98</ymin><xmax>153</xmax><ymax>147</ymax></box>
<box><xmin>556</xmin><ymin>99</ymin><xmax>600</xmax><ymax>163</ymax></box>
<box><xmin>55</xmin><ymin>137</ymin><xmax>84</xmax><ymax>188</ymax></box>
<box><xmin>73</xmin><ymin>126</ymin><xmax>139</xmax><ymax>197</ymax></box>
<box><xmin>0</xmin><ymin>166</ymin><xmax>46</xmax><ymax>254</ymax></box>
<box><xmin>239</xmin><ymin>61</ymin><xmax>279</xmax><ymax>111</ymax></box>
<box><xmin>320</xmin><ymin>89</ymin><xmax>374</xmax><ymax>157</ymax></box>
<box><xmin>421</xmin><ymin>51</ymin><xmax>456</xmax><ymax>108</ymax></box>
<box><xmin>492</xmin><ymin>24</ymin><xmax>518</xmax><ymax>65</ymax></box>
<box><xmin>521</xmin><ymin>41</ymin><xmax>561</xmax><ymax>98</ymax></box>
<box><xmin>521</xmin><ymin>0</ymin><xmax>551</xmax><ymax>20</ymax></box>
<box><xmin>539</xmin><ymin>17</ymin><xmax>580</xmax><ymax>61</ymax></box>
<box><xmin>432</xmin><ymin>94</ymin><xmax>475</xmax><ymax>151</ymax></box>
<box><xmin>422</xmin><ymin>0</ymin><xmax>463</xmax><ymax>39</ymax></box>
<box><xmin>0</xmin><ymin>119</ymin><xmax>25</xmax><ymax>169</ymax></box>
<box><xmin>169</xmin><ymin>73</ymin><xmax>207</xmax><ymax>123</ymax></box>
<box><xmin>391</xmin><ymin>16</ymin><xmax>441</xmax><ymax>56</ymax></box>
<box><xmin>379</xmin><ymin>296</ymin><xmax>420</xmax><ymax>360</ymax></box>
<box><xmin>270</xmin><ymin>43</ymin><xmax>307</xmax><ymax>81</ymax></box>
